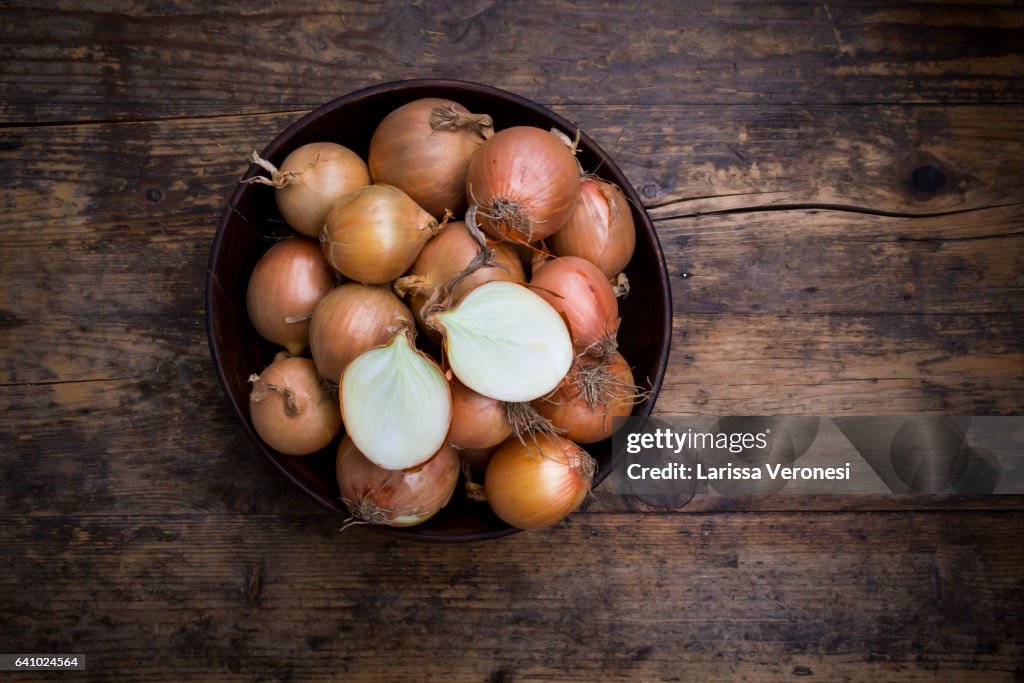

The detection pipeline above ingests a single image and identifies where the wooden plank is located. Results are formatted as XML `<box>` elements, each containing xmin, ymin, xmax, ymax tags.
<box><xmin>1</xmin><ymin>1</ymin><xmax>1023</xmax><ymax>124</ymax></box>
<box><xmin>2</xmin><ymin>311</ymin><xmax>1020</xmax><ymax>518</ymax></box>
<box><xmin>0</xmin><ymin>512</ymin><xmax>1021</xmax><ymax>681</ymax></box>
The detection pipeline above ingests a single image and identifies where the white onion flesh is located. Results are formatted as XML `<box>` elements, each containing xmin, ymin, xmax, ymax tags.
<box><xmin>436</xmin><ymin>281</ymin><xmax>573</xmax><ymax>403</ymax></box>
<box><xmin>340</xmin><ymin>332</ymin><xmax>452</xmax><ymax>470</ymax></box>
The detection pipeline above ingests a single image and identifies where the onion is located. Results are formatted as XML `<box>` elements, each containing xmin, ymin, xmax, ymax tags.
<box><xmin>457</xmin><ymin>445</ymin><xmax>497</xmax><ymax>472</ymax></box>
<box><xmin>321</xmin><ymin>184</ymin><xmax>440</xmax><ymax>284</ymax></box>
<box><xmin>336</xmin><ymin>435</ymin><xmax>459</xmax><ymax>527</ymax></box>
<box><xmin>534</xmin><ymin>352</ymin><xmax>641</xmax><ymax>444</ymax></box>
<box><xmin>394</xmin><ymin>221</ymin><xmax>525</xmax><ymax>336</ymax></box>
<box><xmin>246</xmin><ymin>143</ymin><xmax>370</xmax><ymax>237</ymax></box>
<box><xmin>369</xmin><ymin>98</ymin><xmax>493</xmax><ymax>218</ymax></box>
<box><xmin>432</xmin><ymin>281</ymin><xmax>573</xmax><ymax>403</ymax></box>
<box><xmin>448</xmin><ymin>378</ymin><xmax>512</xmax><ymax>450</ymax></box>
<box><xmin>309</xmin><ymin>284</ymin><xmax>414</xmax><ymax>384</ymax></box>
<box><xmin>484</xmin><ymin>433</ymin><xmax>595</xmax><ymax>529</ymax></box>
<box><xmin>466</xmin><ymin>126</ymin><xmax>581</xmax><ymax>243</ymax></box>
<box><xmin>340</xmin><ymin>330</ymin><xmax>452</xmax><ymax>470</ymax></box>
<box><xmin>246</xmin><ymin>237</ymin><xmax>335</xmax><ymax>355</ymax></box>
<box><xmin>550</xmin><ymin>178</ymin><xmax>636</xmax><ymax>278</ymax></box>
<box><xmin>249</xmin><ymin>353</ymin><xmax>341</xmax><ymax>456</ymax></box>
<box><xmin>530</xmin><ymin>256</ymin><xmax>619</xmax><ymax>354</ymax></box>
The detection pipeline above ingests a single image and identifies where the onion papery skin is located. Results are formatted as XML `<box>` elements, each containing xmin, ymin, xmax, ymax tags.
<box><xmin>530</xmin><ymin>256</ymin><xmax>619</xmax><ymax>353</ymax></box>
<box><xmin>534</xmin><ymin>352</ymin><xmax>637</xmax><ymax>444</ymax></box>
<box><xmin>484</xmin><ymin>434</ymin><xmax>595</xmax><ymax>530</ymax></box>
<box><xmin>466</xmin><ymin>126</ymin><xmax>581</xmax><ymax>243</ymax></box>
<box><xmin>448</xmin><ymin>378</ymin><xmax>513</xmax><ymax>450</ymax></box>
<box><xmin>399</xmin><ymin>221</ymin><xmax>525</xmax><ymax>337</ymax></box>
<box><xmin>246</xmin><ymin>237</ymin><xmax>335</xmax><ymax>355</ymax></box>
<box><xmin>321</xmin><ymin>184</ymin><xmax>437</xmax><ymax>284</ymax></box>
<box><xmin>369</xmin><ymin>98</ymin><xmax>492</xmax><ymax>218</ymax></box>
<box><xmin>549</xmin><ymin>178</ymin><xmax>636</xmax><ymax>278</ymax></box>
<box><xmin>309</xmin><ymin>284</ymin><xmax>414</xmax><ymax>384</ymax></box>
<box><xmin>274</xmin><ymin>142</ymin><xmax>370</xmax><ymax>237</ymax></box>
<box><xmin>435</xmin><ymin>281</ymin><xmax>573</xmax><ymax>403</ymax></box>
<box><xmin>249</xmin><ymin>355</ymin><xmax>342</xmax><ymax>456</ymax></box>
<box><xmin>340</xmin><ymin>331</ymin><xmax>453</xmax><ymax>470</ymax></box>
<box><xmin>336</xmin><ymin>436</ymin><xmax>459</xmax><ymax>527</ymax></box>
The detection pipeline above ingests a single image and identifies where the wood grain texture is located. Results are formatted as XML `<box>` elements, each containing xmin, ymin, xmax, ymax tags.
<box><xmin>1</xmin><ymin>513</ymin><xmax>1022</xmax><ymax>682</ymax></box>
<box><xmin>1</xmin><ymin>0</ymin><xmax>1023</xmax><ymax>124</ymax></box>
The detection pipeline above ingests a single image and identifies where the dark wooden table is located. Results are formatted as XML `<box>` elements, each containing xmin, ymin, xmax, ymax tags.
<box><xmin>2</xmin><ymin>2</ymin><xmax>1023</xmax><ymax>681</ymax></box>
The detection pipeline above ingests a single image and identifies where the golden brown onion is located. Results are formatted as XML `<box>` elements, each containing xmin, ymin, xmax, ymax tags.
<box><xmin>369</xmin><ymin>98</ymin><xmax>493</xmax><ymax>217</ymax></box>
<box><xmin>466</xmin><ymin>126</ymin><xmax>581</xmax><ymax>243</ymax></box>
<box><xmin>336</xmin><ymin>436</ymin><xmax>459</xmax><ymax>527</ymax></box>
<box><xmin>320</xmin><ymin>184</ymin><xmax>439</xmax><ymax>284</ymax></box>
<box><xmin>246</xmin><ymin>237</ymin><xmax>335</xmax><ymax>355</ymax></box>
<box><xmin>249</xmin><ymin>353</ymin><xmax>341</xmax><ymax>456</ymax></box>
<box><xmin>534</xmin><ymin>352</ymin><xmax>639</xmax><ymax>444</ymax></box>
<box><xmin>550</xmin><ymin>178</ymin><xmax>636</xmax><ymax>277</ymax></box>
<box><xmin>448</xmin><ymin>377</ymin><xmax>513</xmax><ymax>450</ymax></box>
<box><xmin>530</xmin><ymin>256</ymin><xmax>619</xmax><ymax>354</ymax></box>
<box><xmin>309</xmin><ymin>284</ymin><xmax>414</xmax><ymax>384</ymax></box>
<box><xmin>484</xmin><ymin>434</ymin><xmax>595</xmax><ymax>529</ymax></box>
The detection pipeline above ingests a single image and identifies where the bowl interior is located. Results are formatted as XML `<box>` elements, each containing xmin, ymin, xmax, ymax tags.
<box><xmin>207</xmin><ymin>80</ymin><xmax>672</xmax><ymax>541</ymax></box>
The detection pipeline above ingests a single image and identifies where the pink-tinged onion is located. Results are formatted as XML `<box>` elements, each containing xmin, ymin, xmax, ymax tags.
<box><xmin>249</xmin><ymin>353</ymin><xmax>341</xmax><ymax>456</ymax></box>
<box><xmin>309</xmin><ymin>284</ymin><xmax>414</xmax><ymax>384</ymax></box>
<box><xmin>448</xmin><ymin>377</ymin><xmax>513</xmax><ymax>450</ymax></box>
<box><xmin>247</xmin><ymin>143</ymin><xmax>370</xmax><ymax>237</ymax></box>
<box><xmin>466</xmin><ymin>126</ymin><xmax>581</xmax><ymax>243</ymax></box>
<box><xmin>530</xmin><ymin>256</ymin><xmax>619</xmax><ymax>354</ymax></box>
<box><xmin>534</xmin><ymin>352</ymin><xmax>639</xmax><ymax>444</ymax></box>
<box><xmin>550</xmin><ymin>178</ymin><xmax>636</xmax><ymax>277</ymax></box>
<box><xmin>246</xmin><ymin>237</ymin><xmax>335</xmax><ymax>355</ymax></box>
<box><xmin>484</xmin><ymin>434</ymin><xmax>595</xmax><ymax>530</ymax></box>
<box><xmin>394</xmin><ymin>221</ymin><xmax>525</xmax><ymax>336</ymax></box>
<box><xmin>321</xmin><ymin>184</ymin><xmax>440</xmax><ymax>284</ymax></box>
<box><xmin>336</xmin><ymin>435</ymin><xmax>459</xmax><ymax>527</ymax></box>
<box><xmin>369</xmin><ymin>98</ymin><xmax>493</xmax><ymax>217</ymax></box>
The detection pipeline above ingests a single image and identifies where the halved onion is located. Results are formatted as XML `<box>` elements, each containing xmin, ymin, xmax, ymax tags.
<box><xmin>249</xmin><ymin>353</ymin><xmax>341</xmax><ymax>456</ymax></box>
<box><xmin>534</xmin><ymin>352</ymin><xmax>640</xmax><ymax>443</ymax></box>
<box><xmin>484</xmin><ymin>433</ymin><xmax>595</xmax><ymax>529</ymax></box>
<box><xmin>530</xmin><ymin>256</ymin><xmax>619</xmax><ymax>354</ymax></box>
<box><xmin>466</xmin><ymin>126</ymin><xmax>581</xmax><ymax>243</ymax></box>
<box><xmin>309</xmin><ymin>284</ymin><xmax>414</xmax><ymax>384</ymax></box>
<box><xmin>246</xmin><ymin>237</ymin><xmax>335</xmax><ymax>355</ymax></box>
<box><xmin>340</xmin><ymin>331</ymin><xmax>452</xmax><ymax>470</ymax></box>
<box><xmin>247</xmin><ymin>143</ymin><xmax>370</xmax><ymax>237</ymax></box>
<box><xmin>369</xmin><ymin>98</ymin><xmax>493</xmax><ymax>217</ymax></box>
<box><xmin>336</xmin><ymin>436</ymin><xmax>459</xmax><ymax>527</ymax></box>
<box><xmin>550</xmin><ymin>178</ymin><xmax>636</xmax><ymax>277</ymax></box>
<box><xmin>321</xmin><ymin>184</ymin><xmax>439</xmax><ymax>284</ymax></box>
<box><xmin>394</xmin><ymin>221</ymin><xmax>525</xmax><ymax>336</ymax></box>
<box><xmin>433</xmin><ymin>281</ymin><xmax>573</xmax><ymax>403</ymax></box>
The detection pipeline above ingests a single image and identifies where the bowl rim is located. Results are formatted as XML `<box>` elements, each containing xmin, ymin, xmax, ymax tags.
<box><xmin>206</xmin><ymin>78</ymin><xmax>673</xmax><ymax>542</ymax></box>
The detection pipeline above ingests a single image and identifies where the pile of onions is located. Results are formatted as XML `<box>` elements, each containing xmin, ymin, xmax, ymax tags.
<box><xmin>466</xmin><ymin>126</ymin><xmax>581</xmax><ymax>243</ymax></box>
<box><xmin>530</xmin><ymin>256</ymin><xmax>620</xmax><ymax>354</ymax></box>
<box><xmin>239</xmin><ymin>99</ymin><xmax>650</xmax><ymax>534</ymax></box>
<box><xmin>534</xmin><ymin>352</ymin><xmax>639</xmax><ymax>444</ymax></box>
<box><xmin>249</xmin><ymin>353</ymin><xmax>341</xmax><ymax>456</ymax></box>
<box><xmin>369</xmin><ymin>99</ymin><xmax>493</xmax><ymax>217</ymax></box>
<box><xmin>246</xmin><ymin>142</ymin><xmax>370</xmax><ymax>237</ymax></box>
<box><xmin>394</xmin><ymin>221</ymin><xmax>525</xmax><ymax>334</ymax></box>
<box><xmin>321</xmin><ymin>184</ymin><xmax>440</xmax><ymax>284</ymax></box>
<box><xmin>246</xmin><ymin>237</ymin><xmax>335</xmax><ymax>355</ymax></box>
<box><xmin>309</xmin><ymin>284</ymin><xmax>413</xmax><ymax>384</ymax></box>
<box><xmin>336</xmin><ymin>436</ymin><xmax>459</xmax><ymax>527</ymax></box>
<box><xmin>484</xmin><ymin>434</ymin><xmax>595</xmax><ymax>529</ymax></box>
<box><xmin>340</xmin><ymin>330</ymin><xmax>452</xmax><ymax>470</ymax></box>
<box><xmin>550</xmin><ymin>178</ymin><xmax>636</xmax><ymax>277</ymax></box>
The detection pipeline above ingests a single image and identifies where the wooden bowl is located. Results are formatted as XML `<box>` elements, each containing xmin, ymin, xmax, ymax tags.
<box><xmin>206</xmin><ymin>80</ymin><xmax>672</xmax><ymax>542</ymax></box>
